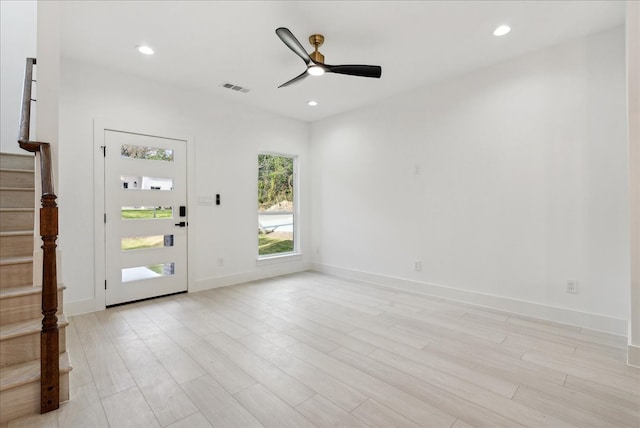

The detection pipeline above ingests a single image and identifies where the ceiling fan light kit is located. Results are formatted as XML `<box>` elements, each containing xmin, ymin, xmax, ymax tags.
<box><xmin>307</xmin><ymin>66</ymin><xmax>325</xmax><ymax>76</ymax></box>
<box><xmin>275</xmin><ymin>27</ymin><xmax>382</xmax><ymax>88</ymax></box>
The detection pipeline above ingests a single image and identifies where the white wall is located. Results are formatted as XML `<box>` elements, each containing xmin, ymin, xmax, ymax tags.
<box><xmin>627</xmin><ymin>0</ymin><xmax>640</xmax><ymax>366</ymax></box>
<box><xmin>310</xmin><ymin>27</ymin><xmax>629</xmax><ymax>334</ymax></box>
<box><xmin>59</xmin><ymin>59</ymin><xmax>310</xmax><ymax>313</ymax></box>
<box><xmin>31</xmin><ymin>1</ymin><xmax>61</xmax><ymax>287</ymax></box>
<box><xmin>0</xmin><ymin>1</ymin><xmax>37</xmax><ymax>153</ymax></box>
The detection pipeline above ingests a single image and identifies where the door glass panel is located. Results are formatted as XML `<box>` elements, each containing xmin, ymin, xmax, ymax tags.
<box><xmin>121</xmin><ymin>175</ymin><xmax>173</xmax><ymax>190</ymax></box>
<box><xmin>121</xmin><ymin>206</ymin><xmax>173</xmax><ymax>219</ymax></box>
<box><xmin>121</xmin><ymin>144</ymin><xmax>174</xmax><ymax>161</ymax></box>
<box><xmin>121</xmin><ymin>235</ymin><xmax>174</xmax><ymax>251</ymax></box>
<box><xmin>122</xmin><ymin>262</ymin><xmax>175</xmax><ymax>283</ymax></box>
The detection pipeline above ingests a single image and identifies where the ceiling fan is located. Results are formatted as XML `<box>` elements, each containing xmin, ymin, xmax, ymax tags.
<box><xmin>275</xmin><ymin>27</ymin><xmax>382</xmax><ymax>88</ymax></box>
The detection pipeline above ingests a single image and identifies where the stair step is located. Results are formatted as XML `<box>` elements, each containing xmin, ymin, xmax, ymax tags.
<box><xmin>0</xmin><ymin>314</ymin><xmax>68</xmax><ymax>341</ymax></box>
<box><xmin>0</xmin><ymin>230</ymin><xmax>33</xmax><ymax>258</ymax></box>
<box><xmin>0</xmin><ymin>208</ymin><xmax>35</xmax><ymax>232</ymax></box>
<box><xmin>0</xmin><ymin>154</ymin><xmax>34</xmax><ymax>171</ymax></box>
<box><xmin>0</xmin><ymin>351</ymin><xmax>71</xmax><ymax>391</ymax></box>
<box><xmin>0</xmin><ymin>285</ymin><xmax>65</xmax><ymax>325</ymax></box>
<box><xmin>0</xmin><ymin>352</ymin><xmax>71</xmax><ymax>425</ymax></box>
<box><xmin>0</xmin><ymin>169</ymin><xmax>34</xmax><ymax>189</ymax></box>
<box><xmin>0</xmin><ymin>188</ymin><xmax>35</xmax><ymax>209</ymax></box>
<box><xmin>0</xmin><ymin>314</ymin><xmax>68</xmax><ymax>368</ymax></box>
<box><xmin>0</xmin><ymin>256</ymin><xmax>33</xmax><ymax>289</ymax></box>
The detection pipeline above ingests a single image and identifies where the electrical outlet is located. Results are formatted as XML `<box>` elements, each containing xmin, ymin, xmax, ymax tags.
<box><xmin>414</xmin><ymin>260</ymin><xmax>422</xmax><ymax>272</ymax></box>
<box><xmin>566</xmin><ymin>280</ymin><xmax>578</xmax><ymax>294</ymax></box>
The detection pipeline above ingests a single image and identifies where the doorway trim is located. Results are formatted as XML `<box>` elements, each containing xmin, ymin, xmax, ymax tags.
<box><xmin>93</xmin><ymin>120</ymin><xmax>196</xmax><ymax>311</ymax></box>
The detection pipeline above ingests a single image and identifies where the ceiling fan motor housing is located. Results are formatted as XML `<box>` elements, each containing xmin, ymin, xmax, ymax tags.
<box><xmin>309</xmin><ymin>34</ymin><xmax>325</xmax><ymax>63</ymax></box>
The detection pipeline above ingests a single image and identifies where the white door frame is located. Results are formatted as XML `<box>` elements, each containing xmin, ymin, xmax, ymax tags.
<box><xmin>93</xmin><ymin>120</ymin><xmax>196</xmax><ymax>311</ymax></box>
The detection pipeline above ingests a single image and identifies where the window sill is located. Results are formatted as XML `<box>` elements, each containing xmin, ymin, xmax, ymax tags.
<box><xmin>256</xmin><ymin>252</ymin><xmax>303</xmax><ymax>266</ymax></box>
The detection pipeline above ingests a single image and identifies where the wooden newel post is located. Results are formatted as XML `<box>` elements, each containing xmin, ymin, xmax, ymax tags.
<box><xmin>40</xmin><ymin>193</ymin><xmax>59</xmax><ymax>413</ymax></box>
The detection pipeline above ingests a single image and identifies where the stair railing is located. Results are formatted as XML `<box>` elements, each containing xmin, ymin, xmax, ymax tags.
<box><xmin>18</xmin><ymin>57</ymin><xmax>60</xmax><ymax>414</ymax></box>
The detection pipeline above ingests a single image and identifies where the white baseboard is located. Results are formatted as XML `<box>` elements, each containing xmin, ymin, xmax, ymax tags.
<box><xmin>628</xmin><ymin>344</ymin><xmax>640</xmax><ymax>367</ymax></box>
<box><xmin>63</xmin><ymin>261</ymin><xmax>627</xmax><ymax>338</ymax></box>
<box><xmin>65</xmin><ymin>297</ymin><xmax>103</xmax><ymax>316</ymax></box>
<box><xmin>64</xmin><ymin>261</ymin><xmax>309</xmax><ymax>315</ymax></box>
<box><xmin>192</xmin><ymin>261</ymin><xmax>310</xmax><ymax>293</ymax></box>
<box><xmin>311</xmin><ymin>262</ymin><xmax>628</xmax><ymax>336</ymax></box>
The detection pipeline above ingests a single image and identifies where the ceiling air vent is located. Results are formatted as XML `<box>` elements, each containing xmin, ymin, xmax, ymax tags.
<box><xmin>220</xmin><ymin>82</ymin><xmax>250</xmax><ymax>93</ymax></box>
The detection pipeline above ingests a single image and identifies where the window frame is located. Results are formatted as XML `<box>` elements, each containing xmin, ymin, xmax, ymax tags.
<box><xmin>256</xmin><ymin>151</ymin><xmax>300</xmax><ymax>261</ymax></box>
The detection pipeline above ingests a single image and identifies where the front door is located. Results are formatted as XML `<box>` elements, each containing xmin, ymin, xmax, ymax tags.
<box><xmin>104</xmin><ymin>130</ymin><xmax>188</xmax><ymax>306</ymax></box>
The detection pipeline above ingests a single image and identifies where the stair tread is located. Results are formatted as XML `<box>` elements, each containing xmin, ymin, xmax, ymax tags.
<box><xmin>0</xmin><ymin>256</ymin><xmax>33</xmax><ymax>266</ymax></box>
<box><xmin>0</xmin><ymin>314</ymin><xmax>68</xmax><ymax>341</ymax></box>
<box><xmin>0</xmin><ymin>208</ymin><xmax>35</xmax><ymax>212</ymax></box>
<box><xmin>0</xmin><ymin>187</ymin><xmax>35</xmax><ymax>191</ymax></box>
<box><xmin>0</xmin><ymin>351</ymin><xmax>72</xmax><ymax>391</ymax></box>
<box><xmin>0</xmin><ymin>153</ymin><xmax>33</xmax><ymax>159</ymax></box>
<box><xmin>0</xmin><ymin>168</ymin><xmax>35</xmax><ymax>173</ymax></box>
<box><xmin>0</xmin><ymin>230</ymin><xmax>33</xmax><ymax>237</ymax></box>
<box><xmin>0</xmin><ymin>284</ymin><xmax>66</xmax><ymax>300</ymax></box>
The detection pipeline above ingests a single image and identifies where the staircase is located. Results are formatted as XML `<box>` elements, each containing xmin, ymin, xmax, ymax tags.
<box><xmin>0</xmin><ymin>152</ymin><xmax>71</xmax><ymax>425</ymax></box>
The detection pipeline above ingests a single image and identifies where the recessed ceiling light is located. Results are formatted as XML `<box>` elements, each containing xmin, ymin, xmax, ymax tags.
<box><xmin>493</xmin><ymin>25</ymin><xmax>511</xmax><ymax>37</ymax></box>
<box><xmin>308</xmin><ymin>100</ymin><xmax>318</xmax><ymax>106</ymax></box>
<box><xmin>136</xmin><ymin>45</ymin><xmax>154</xmax><ymax>55</ymax></box>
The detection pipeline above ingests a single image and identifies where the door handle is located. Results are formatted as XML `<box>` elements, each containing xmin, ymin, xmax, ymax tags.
<box><xmin>174</xmin><ymin>221</ymin><xmax>187</xmax><ymax>227</ymax></box>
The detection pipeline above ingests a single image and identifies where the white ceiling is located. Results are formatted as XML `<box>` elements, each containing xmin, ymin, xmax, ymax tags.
<box><xmin>60</xmin><ymin>1</ymin><xmax>625</xmax><ymax>123</ymax></box>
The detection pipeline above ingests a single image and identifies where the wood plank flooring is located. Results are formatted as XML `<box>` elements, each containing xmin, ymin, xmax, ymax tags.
<box><xmin>6</xmin><ymin>271</ymin><xmax>639</xmax><ymax>427</ymax></box>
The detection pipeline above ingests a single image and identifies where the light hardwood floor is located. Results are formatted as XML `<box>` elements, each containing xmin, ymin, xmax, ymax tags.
<box><xmin>6</xmin><ymin>271</ymin><xmax>640</xmax><ymax>427</ymax></box>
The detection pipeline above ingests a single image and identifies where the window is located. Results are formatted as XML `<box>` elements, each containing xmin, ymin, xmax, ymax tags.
<box><xmin>258</xmin><ymin>154</ymin><xmax>296</xmax><ymax>257</ymax></box>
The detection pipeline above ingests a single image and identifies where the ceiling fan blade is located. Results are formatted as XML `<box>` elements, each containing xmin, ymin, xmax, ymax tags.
<box><xmin>324</xmin><ymin>64</ymin><xmax>382</xmax><ymax>79</ymax></box>
<box><xmin>278</xmin><ymin>70</ymin><xmax>309</xmax><ymax>88</ymax></box>
<box><xmin>276</xmin><ymin>27</ymin><xmax>311</xmax><ymax>65</ymax></box>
